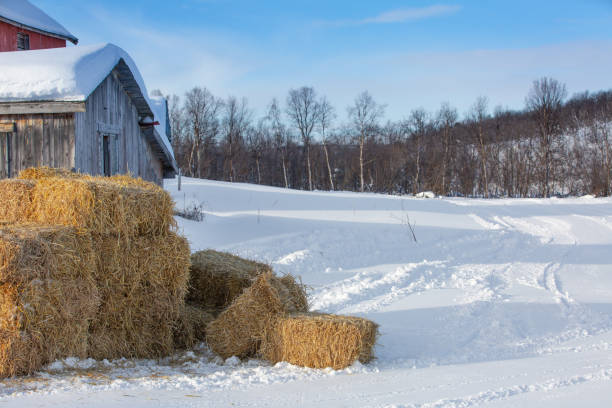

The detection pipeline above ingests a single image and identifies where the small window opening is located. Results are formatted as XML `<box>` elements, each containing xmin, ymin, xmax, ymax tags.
<box><xmin>17</xmin><ymin>33</ymin><xmax>30</xmax><ymax>51</ymax></box>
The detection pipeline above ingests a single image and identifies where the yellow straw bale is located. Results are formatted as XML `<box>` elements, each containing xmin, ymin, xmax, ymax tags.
<box><xmin>262</xmin><ymin>313</ymin><xmax>379</xmax><ymax>370</ymax></box>
<box><xmin>0</xmin><ymin>225</ymin><xmax>99</xmax><ymax>377</ymax></box>
<box><xmin>0</xmin><ymin>179</ymin><xmax>34</xmax><ymax>223</ymax></box>
<box><xmin>173</xmin><ymin>304</ymin><xmax>216</xmax><ymax>350</ymax></box>
<box><xmin>28</xmin><ymin>177</ymin><xmax>175</xmax><ymax>236</ymax></box>
<box><xmin>18</xmin><ymin>166</ymin><xmax>80</xmax><ymax>180</ymax></box>
<box><xmin>205</xmin><ymin>272</ymin><xmax>304</xmax><ymax>359</ymax></box>
<box><xmin>0</xmin><ymin>168</ymin><xmax>176</xmax><ymax>236</ymax></box>
<box><xmin>87</xmin><ymin>232</ymin><xmax>191</xmax><ymax>359</ymax></box>
<box><xmin>187</xmin><ymin>250</ymin><xmax>272</xmax><ymax>309</ymax></box>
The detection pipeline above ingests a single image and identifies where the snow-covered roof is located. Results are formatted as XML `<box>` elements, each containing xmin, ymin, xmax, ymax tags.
<box><xmin>0</xmin><ymin>42</ymin><xmax>175</xmax><ymax>168</ymax></box>
<box><xmin>0</xmin><ymin>43</ymin><xmax>148</xmax><ymax>103</ymax></box>
<box><xmin>149</xmin><ymin>94</ymin><xmax>176</xmax><ymax>170</ymax></box>
<box><xmin>0</xmin><ymin>0</ymin><xmax>78</xmax><ymax>44</ymax></box>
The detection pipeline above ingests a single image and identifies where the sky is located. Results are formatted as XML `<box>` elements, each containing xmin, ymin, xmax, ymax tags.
<box><xmin>34</xmin><ymin>0</ymin><xmax>612</xmax><ymax>121</ymax></box>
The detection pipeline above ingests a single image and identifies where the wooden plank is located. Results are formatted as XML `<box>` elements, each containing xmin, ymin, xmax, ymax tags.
<box><xmin>42</xmin><ymin>115</ymin><xmax>51</xmax><ymax>165</ymax></box>
<box><xmin>32</xmin><ymin>117</ymin><xmax>43</xmax><ymax>167</ymax></box>
<box><xmin>96</xmin><ymin>121</ymin><xmax>122</xmax><ymax>135</ymax></box>
<box><xmin>0</xmin><ymin>102</ymin><xmax>86</xmax><ymax>115</ymax></box>
<box><xmin>0</xmin><ymin>122</ymin><xmax>15</xmax><ymax>132</ymax></box>
<box><xmin>0</xmin><ymin>133</ymin><xmax>7</xmax><ymax>179</ymax></box>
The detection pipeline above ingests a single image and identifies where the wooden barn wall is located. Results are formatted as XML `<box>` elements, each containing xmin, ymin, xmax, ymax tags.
<box><xmin>73</xmin><ymin>70</ymin><xmax>164</xmax><ymax>185</ymax></box>
<box><xmin>0</xmin><ymin>113</ymin><xmax>74</xmax><ymax>179</ymax></box>
<box><xmin>0</xmin><ymin>20</ymin><xmax>66</xmax><ymax>52</ymax></box>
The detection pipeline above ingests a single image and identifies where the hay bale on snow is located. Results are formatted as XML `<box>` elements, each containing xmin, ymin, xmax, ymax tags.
<box><xmin>0</xmin><ymin>174</ymin><xmax>175</xmax><ymax>236</ymax></box>
<box><xmin>188</xmin><ymin>250</ymin><xmax>272</xmax><ymax>309</ymax></box>
<box><xmin>173</xmin><ymin>304</ymin><xmax>216</xmax><ymax>350</ymax></box>
<box><xmin>0</xmin><ymin>224</ymin><xmax>99</xmax><ymax>377</ymax></box>
<box><xmin>262</xmin><ymin>313</ymin><xmax>378</xmax><ymax>370</ymax></box>
<box><xmin>87</xmin><ymin>232</ymin><xmax>190</xmax><ymax>359</ymax></box>
<box><xmin>205</xmin><ymin>272</ymin><xmax>307</xmax><ymax>359</ymax></box>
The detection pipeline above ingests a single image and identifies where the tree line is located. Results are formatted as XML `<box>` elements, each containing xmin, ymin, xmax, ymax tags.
<box><xmin>165</xmin><ymin>77</ymin><xmax>612</xmax><ymax>197</ymax></box>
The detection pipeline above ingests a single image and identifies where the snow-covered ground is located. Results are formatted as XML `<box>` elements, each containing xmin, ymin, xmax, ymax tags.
<box><xmin>3</xmin><ymin>177</ymin><xmax>612</xmax><ymax>407</ymax></box>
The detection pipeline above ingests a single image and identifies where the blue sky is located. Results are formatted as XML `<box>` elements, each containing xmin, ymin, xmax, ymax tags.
<box><xmin>36</xmin><ymin>0</ymin><xmax>612</xmax><ymax>120</ymax></box>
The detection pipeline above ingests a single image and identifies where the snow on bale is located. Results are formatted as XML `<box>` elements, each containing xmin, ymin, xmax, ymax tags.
<box><xmin>0</xmin><ymin>224</ymin><xmax>99</xmax><ymax>377</ymax></box>
<box><xmin>187</xmin><ymin>250</ymin><xmax>273</xmax><ymax>310</ymax></box>
<box><xmin>87</xmin><ymin>233</ymin><xmax>190</xmax><ymax>359</ymax></box>
<box><xmin>173</xmin><ymin>304</ymin><xmax>216</xmax><ymax>350</ymax></box>
<box><xmin>205</xmin><ymin>272</ymin><xmax>308</xmax><ymax>359</ymax></box>
<box><xmin>261</xmin><ymin>313</ymin><xmax>378</xmax><ymax>370</ymax></box>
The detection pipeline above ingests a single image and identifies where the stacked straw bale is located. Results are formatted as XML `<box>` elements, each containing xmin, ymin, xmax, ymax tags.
<box><xmin>0</xmin><ymin>176</ymin><xmax>175</xmax><ymax>236</ymax></box>
<box><xmin>0</xmin><ymin>167</ymin><xmax>191</xmax><ymax>375</ymax></box>
<box><xmin>87</xmin><ymin>233</ymin><xmax>190</xmax><ymax>359</ymax></box>
<box><xmin>205</xmin><ymin>272</ymin><xmax>308</xmax><ymax>359</ymax></box>
<box><xmin>0</xmin><ymin>224</ymin><xmax>99</xmax><ymax>377</ymax></box>
<box><xmin>187</xmin><ymin>250</ymin><xmax>272</xmax><ymax>310</ymax></box>
<box><xmin>261</xmin><ymin>313</ymin><xmax>378</xmax><ymax>370</ymax></box>
<box><xmin>199</xmin><ymin>251</ymin><xmax>377</xmax><ymax>370</ymax></box>
<box><xmin>174</xmin><ymin>304</ymin><xmax>216</xmax><ymax>350</ymax></box>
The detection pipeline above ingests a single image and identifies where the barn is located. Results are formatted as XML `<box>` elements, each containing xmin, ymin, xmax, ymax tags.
<box><xmin>0</xmin><ymin>43</ymin><xmax>177</xmax><ymax>185</ymax></box>
<box><xmin>0</xmin><ymin>0</ymin><xmax>78</xmax><ymax>51</ymax></box>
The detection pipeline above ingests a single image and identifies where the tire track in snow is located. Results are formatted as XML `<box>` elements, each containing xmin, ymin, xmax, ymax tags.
<box><xmin>387</xmin><ymin>369</ymin><xmax>612</xmax><ymax>408</ymax></box>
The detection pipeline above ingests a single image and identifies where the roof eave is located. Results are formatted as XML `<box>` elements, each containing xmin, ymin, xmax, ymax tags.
<box><xmin>0</xmin><ymin>15</ymin><xmax>78</xmax><ymax>44</ymax></box>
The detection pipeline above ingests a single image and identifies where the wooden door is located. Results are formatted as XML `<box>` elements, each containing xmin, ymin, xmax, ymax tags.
<box><xmin>103</xmin><ymin>134</ymin><xmax>111</xmax><ymax>177</ymax></box>
<box><xmin>0</xmin><ymin>133</ymin><xmax>11</xmax><ymax>179</ymax></box>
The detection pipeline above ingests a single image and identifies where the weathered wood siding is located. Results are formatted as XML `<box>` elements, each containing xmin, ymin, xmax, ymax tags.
<box><xmin>74</xmin><ymin>70</ymin><xmax>164</xmax><ymax>185</ymax></box>
<box><xmin>0</xmin><ymin>20</ymin><xmax>66</xmax><ymax>52</ymax></box>
<box><xmin>0</xmin><ymin>114</ymin><xmax>74</xmax><ymax>178</ymax></box>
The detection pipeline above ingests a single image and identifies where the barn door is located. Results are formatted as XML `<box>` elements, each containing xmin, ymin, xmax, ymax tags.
<box><xmin>103</xmin><ymin>134</ymin><xmax>111</xmax><ymax>177</ymax></box>
<box><xmin>0</xmin><ymin>133</ymin><xmax>11</xmax><ymax>179</ymax></box>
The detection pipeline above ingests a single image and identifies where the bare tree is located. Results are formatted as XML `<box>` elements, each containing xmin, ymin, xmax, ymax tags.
<box><xmin>318</xmin><ymin>96</ymin><xmax>336</xmax><ymax>190</ymax></box>
<box><xmin>184</xmin><ymin>87</ymin><xmax>221</xmax><ymax>178</ymax></box>
<box><xmin>436</xmin><ymin>103</ymin><xmax>458</xmax><ymax>195</ymax></box>
<box><xmin>267</xmin><ymin>98</ymin><xmax>290</xmax><ymax>188</ymax></box>
<box><xmin>406</xmin><ymin>108</ymin><xmax>429</xmax><ymax>194</ymax></box>
<box><xmin>348</xmin><ymin>91</ymin><xmax>385</xmax><ymax>192</ymax></box>
<box><xmin>286</xmin><ymin>87</ymin><xmax>321</xmax><ymax>190</ymax></box>
<box><xmin>247</xmin><ymin>119</ymin><xmax>267</xmax><ymax>184</ymax></box>
<box><xmin>222</xmin><ymin>96</ymin><xmax>251</xmax><ymax>182</ymax></box>
<box><xmin>526</xmin><ymin>77</ymin><xmax>567</xmax><ymax>197</ymax></box>
<box><xmin>468</xmin><ymin>96</ymin><xmax>490</xmax><ymax>197</ymax></box>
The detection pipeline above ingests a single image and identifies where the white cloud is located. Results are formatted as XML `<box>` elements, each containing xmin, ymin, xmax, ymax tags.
<box><xmin>362</xmin><ymin>5</ymin><xmax>462</xmax><ymax>24</ymax></box>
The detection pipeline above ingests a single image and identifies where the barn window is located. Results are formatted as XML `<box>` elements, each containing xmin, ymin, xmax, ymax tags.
<box><xmin>17</xmin><ymin>33</ymin><xmax>30</xmax><ymax>50</ymax></box>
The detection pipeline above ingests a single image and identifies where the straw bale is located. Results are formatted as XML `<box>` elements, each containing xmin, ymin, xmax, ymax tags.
<box><xmin>205</xmin><ymin>272</ymin><xmax>304</xmax><ymax>359</ymax></box>
<box><xmin>261</xmin><ymin>313</ymin><xmax>378</xmax><ymax>370</ymax></box>
<box><xmin>0</xmin><ymin>225</ymin><xmax>99</xmax><ymax>377</ymax></box>
<box><xmin>19</xmin><ymin>166</ymin><xmax>161</xmax><ymax>192</ymax></box>
<box><xmin>173</xmin><ymin>304</ymin><xmax>216</xmax><ymax>350</ymax></box>
<box><xmin>27</xmin><ymin>177</ymin><xmax>175</xmax><ymax>236</ymax></box>
<box><xmin>1</xmin><ymin>169</ymin><xmax>175</xmax><ymax>236</ymax></box>
<box><xmin>187</xmin><ymin>250</ymin><xmax>273</xmax><ymax>309</ymax></box>
<box><xmin>0</xmin><ymin>179</ymin><xmax>34</xmax><ymax>223</ymax></box>
<box><xmin>18</xmin><ymin>166</ymin><xmax>80</xmax><ymax>180</ymax></box>
<box><xmin>87</xmin><ymin>231</ymin><xmax>190</xmax><ymax>359</ymax></box>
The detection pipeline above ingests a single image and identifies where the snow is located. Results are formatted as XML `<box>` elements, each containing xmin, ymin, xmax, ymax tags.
<box><xmin>0</xmin><ymin>0</ymin><xmax>77</xmax><ymax>43</ymax></box>
<box><xmin>2</xmin><ymin>178</ymin><xmax>612</xmax><ymax>406</ymax></box>
<box><xmin>149</xmin><ymin>94</ymin><xmax>175</xmax><ymax>161</ymax></box>
<box><xmin>0</xmin><ymin>43</ymin><xmax>147</xmax><ymax>103</ymax></box>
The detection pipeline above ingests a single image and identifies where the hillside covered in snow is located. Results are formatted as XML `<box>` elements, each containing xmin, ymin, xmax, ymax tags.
<box><xmin>1</xmin><ymin>178</ymin><xmax>611</xmax><ymax>407</ymax></box>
